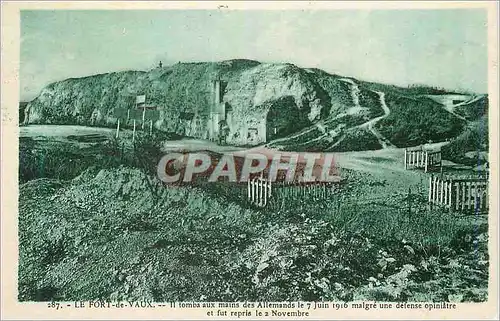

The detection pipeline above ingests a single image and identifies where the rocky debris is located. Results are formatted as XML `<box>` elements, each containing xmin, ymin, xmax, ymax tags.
<box><xmin>19</xmin><ymin>165</ymin><xmax>488</xmax><ymax>302</ymax></box>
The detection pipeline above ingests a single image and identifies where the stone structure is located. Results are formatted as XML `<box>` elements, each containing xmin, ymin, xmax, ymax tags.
<box><xmin>208</xmin><ymin>75</ymin><xmax>227</xmax><ymax>142</ymax></box>
<box><xmin>208</xmin><ymin>75</ymin><xmax>267</xmax><ymax>145</ymax></box>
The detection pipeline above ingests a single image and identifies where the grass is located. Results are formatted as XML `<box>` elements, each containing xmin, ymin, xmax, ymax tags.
<box><xmin>18</xmin><ymin>134</ymin><xmax>488</xmax><ymax>302</ymax></box>
<box><xmin>441</xmin><ymin>115</ymin><xmax>489</xmax><ymax>166</ymax></box>
<box><xmin>376</xmin><ymin>93</ymin><xmax>465</xmax><ymax>147</ymax></box>
<box><xmin>453</xmin><ymin>96</ymin><xmax>488</xmax><ymax>121</ymax></box>
<box><xmin>329</xmin><ymin>128</ymin><xmax>382</xmax><ymax>152</ymax></box>
<box><xmin>18</xmin><ymin>170</ymin><xmax>487</xmax><ymax>302</ymax></box>
<box><xmin>268</xmin><ymin>112</ymin><xmax>379</xmax><ymax>152</ymax></box>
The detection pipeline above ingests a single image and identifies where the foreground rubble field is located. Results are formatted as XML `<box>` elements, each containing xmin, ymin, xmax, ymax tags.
<box><xmin>19</xmin><ymin>164</ymin><xmax>488</xmax><ymax>302</ymax></box>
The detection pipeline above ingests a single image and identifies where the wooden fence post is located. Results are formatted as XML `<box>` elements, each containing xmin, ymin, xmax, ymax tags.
<box><xmin>404</xmin><ymin>149</ymin><xmax>408</xmax><ymax>169</ymax></box>
<box><xmin>431</xmin><ymin>175</ymin><xmax>434</xmax><ymax>205</ymax></box>
<box><xmin>247</xmin><ymin>178</ymin><xmax>250</xmax><ymax>202</ymax></box>
<box><xmin>428</xmin><ymin>175</ymin><xmax>432</xmax><ymax>205</ymax></box>
<box><xmin>268</xmin><ymin>178</ymin><xmax>272</xmax><ymax>201</ymax></box>
<box><xmin>466</xmin><ymin>181</ymin><xmax>471</xmax><ymax>211</ymax></box>
<box><xmin>133</xmin><ymin>119</ymin><xmax>136</xmax><ymax>143</ymax></box>
<box><xmin>461</xmin><ymin>181</ymin><xmax>466</xmax><ymax>211</ymax></box>
<box><xmin>407</xmin><ymin>187</ymin><xmax>412</xmax><ymax>220</ymax></box>
<box><xmin>116</xmin><ymin>119</ymin><xmax>120</xmax><ymax>139</ymax></box>
<box><xmin>424</xmin><ymin>151</ymin><xmax>429</xmax><ymax>173</ymax></box>
<box><xmin>259</xmin><ymin>178</ymin><xmax>263</xmax><ymax>207</ymax></box>
<box><xmin>251</xmin><ymin>178</ymin><xmax>255</xmax><ymax>203</ymax></box>
<box><xmin>253</xmin><ymin>178</ymin><xmax>257</xmax><ymax>204</ymax></box>
<box><xmin>132</xmin><ymin>119</ymin><xmax>135</xmax><ymax>143</ymax></box>
<box><xmin>444</xmin><ymin>180</ymin><xmax>448</xmax><ymax>208</ymax></box>
<box><xmin>142</xmin><ymin>107</ymin><xmax>146</xmax><ymax>130</ymax></box>
<box><xmin>263</xmin><ymin>179</ymin><xmax>268</xmax><ymax>207</ymax></box>
<box><xmin>448</xmin><ymin>180</ymin><xmax>453</xmax><ymax>209</ymax></box>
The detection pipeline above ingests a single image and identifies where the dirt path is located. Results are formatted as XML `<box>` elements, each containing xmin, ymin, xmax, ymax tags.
<box><xmin>426</xmin><ymin>94</ymin><xmax>486</xmax><ymax>121</ymax></box>
<box><xmin>338</xmin><ymin>78</ymin><xmax>361</xmax><ymax>108</ymax></box>
<box><xmin>358</xmin><ymin>91</ymin><xmax>395</xmax><ymax>148</ymax></box>
<box><xmin>453</xmin><ymin>94</ymin><xmax>486</xmax><ymax>108</ymax></box>
<box><xmin>334</xmin><ymin>147</ymin><xmax>431</xmax><ymax>192</ymax></box>
<box><xmin>337</xmin><ymin>79</ymin><xmax>394</xmax><ymax>149</ymax></box>
<box><xmin>20</xmin><ymin>125</ymin><xmax>115</xmax><ymax>138</ymax></box>
<box><xmin>326</xmin><ymin>134</ymin><xmax>346</xmax><ymax>150</ymax></box>
<box><xmin>162</xmin><ymin>139</ymin><xmax>246</xmax><ymax>153</ymax></box>
<box><xmin>439</xmin><ymin>102</ymin><xmax>467</xmax><ymax>121</ymax></box>
<box><xmin>266</xmin><ymin>120</ymin><xmax>337</xmax><ymax>148</ymax></box>
<box><xmin>442</xmin><ymin>95</ymin><xmax>487</xmax><ymax>121</ymax></box>
<box><xmin>311</xmin><ymin>123</ymin><xmax>337</xmax><ymax>143</ymax></box>
<box><xmin>268</xmin><ymin>78</ymin><xmax>387</xmax><ymax>149</ymax></box>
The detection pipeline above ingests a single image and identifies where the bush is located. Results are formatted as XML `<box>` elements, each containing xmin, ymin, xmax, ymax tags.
<box><xmin>442</xmin><ymin>116</ymin><xmax>489</xmax><ymax>165</ymax></box>
<box><xmin>376</xmin><ymin>94</ymin><xmax>465</xmax><ymax>147</ymax></box>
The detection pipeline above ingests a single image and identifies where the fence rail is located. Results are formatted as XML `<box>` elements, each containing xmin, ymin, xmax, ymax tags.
<box><xmin>428</xmin><ymin>175</ymin><xmax>488</xmax><ymax>212</ymax></box>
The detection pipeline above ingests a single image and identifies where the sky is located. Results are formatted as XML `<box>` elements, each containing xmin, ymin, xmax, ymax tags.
<box><xmin>20</xmin><ymin>9</ymin><xmax>488</xmax><ymax>101</ymax></box>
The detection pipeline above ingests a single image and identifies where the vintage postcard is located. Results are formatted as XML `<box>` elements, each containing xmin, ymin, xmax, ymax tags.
<box><xmin>1</xmin><ymin>1</ymin><xmax>498</xmax><ymax>320</ymax></box>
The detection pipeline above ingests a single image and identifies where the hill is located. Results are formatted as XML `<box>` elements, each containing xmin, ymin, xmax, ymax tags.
<box><xmin>19</xmin><ymin>101</ymin><xmax>29</xmax><ymax>123</ymax></box>
<box><xmin>23</xmin><ymin>59</ymin><xmax>488</xmax><ymax>156</ymax></box>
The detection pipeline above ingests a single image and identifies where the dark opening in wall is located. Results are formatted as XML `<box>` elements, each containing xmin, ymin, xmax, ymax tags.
<box><xmin>266</xmin><ymin>96</ymin><xmax>310</xmax><ymax>141</ymax></box>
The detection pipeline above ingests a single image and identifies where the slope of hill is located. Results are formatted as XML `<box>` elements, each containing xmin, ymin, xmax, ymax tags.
<box><xmin>441</xmin><ymin>115</ymin><xmax>489</xmax><ymax>166</ymax></box>
<box><xmin>19</xmin><ymin>101</ymin><xmax>29</xmax><ymax>123</ymax></box>
<box><xmin>24</xmin><ymin>59</ymin><xmax>487</xmax><ymax>153</ymax></box>
<box><xmin>374</xmin><ymin>93</ymin><xmax>465</xmax><ymax>147</ymax></box>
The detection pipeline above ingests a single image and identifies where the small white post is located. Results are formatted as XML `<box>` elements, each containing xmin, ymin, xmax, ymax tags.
<box><xmin>424</xmin><ymin>151</ymin><xmax>429</xmax><ymax>173</ymax></box>
<box><xmin>440</xmin><ymin>179</ymin><xmax>444</xmax><ymax>205</ymax></box>
<box><xmin>133</xmin><ymin>119</ymin><xmax>136</xmax><ymax>143</ymax></box>
<box><xmin>150</xmin><ymin>119</ymin><xmax>153</xmax><ymax>136</ymax></box>
<box><xmin>247</xmin><ymin>179</ymin><xmax>251</xmax><ymax>202</ymax></box>
<box><xmin>115</xmin><ymin>119</ymin><xmax>120</xmax><ymax>139</ymax></box>
<box><xmin>428</xmin><ymin>175</ymin><xmax>432</xmax><ymax>204</ymax></box>
<box><xmin>251</xmin><ymin>179</ymin><xmax>255</xmax><ymax>203</ymax></box>
<box><xmin>259</xmin><ymin>178</ymin><xmax>263</xmax><ymax>206</ymax></box>
<box><xmin>263</xmin><ymin>179</ymin><xmax>268</xmax><ymax>206</ymax></box>
<box><xmin>127</xmin><ymin>109</ymin><xmax>130</xmax><ymax>124</ymax></box>
<box><xmin>404</xmin><ymin>149</ymin><xmax>407</xmax><ymax>169</ymax></box>
<box><xmin>142</xmin><ymin>107</ymin><xmax>146</xmax><ymax>130</ymax></box>
<box><xmin>448</xmin><ymin>180</ymin><xmax>453</xmax><ymax>209</ymax></box>
<box><xmin>444</xmin><ymin>180</ymin><xmax>448</xmax><ymax>207</ymax></box>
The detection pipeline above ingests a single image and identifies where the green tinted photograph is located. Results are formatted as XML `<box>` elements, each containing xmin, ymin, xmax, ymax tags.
<box><xmin>18</xmin><ymin>8</ymin><xmax>489</xmax><ymax>304</ymax></box>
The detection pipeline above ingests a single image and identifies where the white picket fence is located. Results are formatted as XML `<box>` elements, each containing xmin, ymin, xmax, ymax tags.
<box><xmin>404</xmin><ymin>147</ymin><xmax>442</xmax><ymax>172</ymax></box>
<box><xmin>246</xmin><ymin>176</ymin><xmax>341</xmax><ymax>208</ymax></box>
<box><xmin>115</xmin><ymin>119</ymin><xmax>154</xmax><ymax>141</ymax></box>
<box><xmin>428</xmin><ymin>175</ymin><xmax>489</xmax><ymax>212</ymax></box>
<box><xmin>247</xmin><ymin>176</ymin><xmax>272</xmax><ymax>207</ymax></box>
